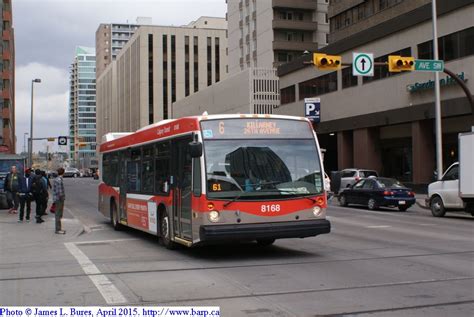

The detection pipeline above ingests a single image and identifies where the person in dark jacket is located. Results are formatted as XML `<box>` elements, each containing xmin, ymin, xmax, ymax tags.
<box><xmin>18</xmin><ymin>169</ymin><xmax>34</xmax><ymax>222</ymax></box>
<box><xmin>32</xmin><ymin>169</ymin><xmax>47</xmax><ymax>223</ymax></box>
<box><xmin>4</xmin><ymin>166</ymin><xmax>20</xmax><ymax>214</ymax></box>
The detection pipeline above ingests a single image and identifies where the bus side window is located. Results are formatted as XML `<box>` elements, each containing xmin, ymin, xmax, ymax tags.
<box><xmin>155</xmin><ymin>142</ymin><xmax>171</xmax><ymax>195</ymax></box>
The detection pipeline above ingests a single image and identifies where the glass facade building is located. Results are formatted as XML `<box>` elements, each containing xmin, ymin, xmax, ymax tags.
<box><xmin>68</xmin><ymin>46</ymin><xmax>97</xmax><ymax>169</ymax></box>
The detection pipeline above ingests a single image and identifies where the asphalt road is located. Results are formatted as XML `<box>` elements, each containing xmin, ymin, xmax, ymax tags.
<box><xmin>1</xmin><ymin>178</ymin><xmax>473</xmax><ymax>316</ymax></box>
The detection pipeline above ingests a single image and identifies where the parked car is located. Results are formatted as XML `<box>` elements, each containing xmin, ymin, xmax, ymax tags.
<box><xmin>80</xmin><ymin>169</ymin><xmax>93</xmax><ymax>177</ymax></box>
<box><xmin>339</xmin><ymin>177</ymin><xmax>416</xmax><ymax>211</ymax></box>
<box><xmin>47</xmin><ymin>170</ymin><xmax>58</xmax><ymax>178</ymax></box>
<box><xmin>64</xmin><ymin>168</ymin><xmax>81</xmax><ymax>178</ymax></box>
<box><xmin>338</xmin><ymin>168</ymin><xmax>378</xmax><ymax>193</ymax></box>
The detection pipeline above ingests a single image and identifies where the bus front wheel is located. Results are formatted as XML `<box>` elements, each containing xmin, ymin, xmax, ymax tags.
<box><xmin>160</xmin><ymin>211</ymin><xmax>177</xmax><ymax>250</ymax></box>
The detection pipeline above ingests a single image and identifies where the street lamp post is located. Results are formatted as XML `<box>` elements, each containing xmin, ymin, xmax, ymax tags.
<box><xmin>29</xmin><ymin>78</ymin><xmax>41</xmax><ymax>167</ymax></box>
<box><xmin>23</xmin><ymin>132</ymin><xmax>28</xmax><ymax>154</ymax></box>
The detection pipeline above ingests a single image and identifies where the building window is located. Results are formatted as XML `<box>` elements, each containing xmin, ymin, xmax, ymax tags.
<box><xmin>280</xmin><ymin>85</ymin><xmax>296</xmax><ymax>105</ymax></box>
<box><xmin>162</xmin><ymin>35</ymin><xmax>168</xmax><ymax>119</ymax></box>
<box><xmin>299</xmin><ymin>72</ymin><xmax>338</xmax><ymax>100</ymax></box>
<box><xmin>215</xmin><ymin>37</ymin><xmax>220</xmax><ymax>83</ymax></box>
<box><xmin>342</xmin><ymin>67</ymin><xmax>358</xmax><ymax>89</ymax></box>
<box><xmin>207</xmin><ymin>37</ymin><xmax>212</xmax><ymax>86</ymax></box>
<box><xmin>171</xmin><ymin>35</ymin><xmax>176</xmax><ymax>103</ymax></box>
<box><xmin>185</xmin><ymin>36</ymin><xmax>190</xmax><ymax>97</ymax></box>
<box><xmin>193</xmin><ymin>36</ymin><xmax>199</xmax><ymax>92</ymax></box>
<box><xmin>148</xmin><ymin>34</ymin><xmax>154</xmax><ymax>124</ymax></box>
<box><xmin>418</xmin><ymin>27</ymin><xmax>474</xmax><ymax>62</ymax></box>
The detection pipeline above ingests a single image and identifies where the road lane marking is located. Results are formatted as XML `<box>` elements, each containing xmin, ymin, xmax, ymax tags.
<box><xmin>64</xmin><ymin>242</ymin><xmax>127</xmax><ymax>304</ymax></box>
<box><xmin>419</xmin><ymin>223</ymin><xmax>438</xmax><ymax>226</ymax></box>
<box><xmin>366</xmin><ymin>225</ymin><xmax>392</xmax><ymax>229</ymax></box>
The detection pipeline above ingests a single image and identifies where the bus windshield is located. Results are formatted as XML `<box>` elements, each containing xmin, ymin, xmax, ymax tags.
<box><xmin>203</xmin><ymin>139</ymin><xmax>323</xmax><ymax>199</ymax></box>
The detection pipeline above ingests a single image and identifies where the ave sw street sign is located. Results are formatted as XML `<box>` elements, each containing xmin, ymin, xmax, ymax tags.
<box><xmin>415</xmin><ymin>59</ymin><xmax>444</xmax><ymax>72</ymax></box>
<box><xmin>353</xmin><ymin>52</ymin><xmax>374</xmax><ymax>77</ymax></box>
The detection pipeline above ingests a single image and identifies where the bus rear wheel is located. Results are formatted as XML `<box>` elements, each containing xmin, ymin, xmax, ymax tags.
<box><xmin>110</xmin><ymin>201</ymin><xmax>123</xmax><ymax>231</ymax></box>
<box><xmin>256</xmin><ymin>239</ymin><xmax>275</xmax><ymax>246</ymax></box>
<box><xmin>160</xmin><ymin>211</ymin><xmax>177</xmax><ymax>250</ymax></box>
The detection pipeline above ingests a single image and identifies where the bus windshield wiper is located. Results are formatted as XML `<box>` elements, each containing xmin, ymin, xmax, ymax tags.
<box><xmin>264</xmin><ymin>188</ymin><xmax>317</xmax><ymax>203</ymax></box>
<box><xmin>223</xmin><ymin>192</ymin><xmax>246</xmax><ymax>207</ymax></box>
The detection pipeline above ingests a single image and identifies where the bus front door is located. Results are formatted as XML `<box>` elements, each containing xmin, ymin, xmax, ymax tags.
<box><xmin>172</xmin><ymin>138</ymin><xmax>193</xmax><ymax>241</ymax></box>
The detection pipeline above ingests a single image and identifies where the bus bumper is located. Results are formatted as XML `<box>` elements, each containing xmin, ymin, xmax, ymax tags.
<box><xmin>199</xmin><ymin>219</ymin><xmax>331</xmax><ymax>242</ymax></box>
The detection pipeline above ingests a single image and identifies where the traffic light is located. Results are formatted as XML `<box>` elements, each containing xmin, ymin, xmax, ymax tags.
<box><xmin>313</xmin><ymin>53</ymin><xmax>341</xmax><ymax>70</ymax></box>
<box><xmin>388</xmin><ymin>55</ymin><xmax>415</xmax><ymax>72</ymax></box>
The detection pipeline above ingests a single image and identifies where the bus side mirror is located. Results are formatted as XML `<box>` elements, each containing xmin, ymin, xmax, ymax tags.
<box><xmin>189</xmin><ymin>141</ymin><xmax>203</xmax><ymax>158</ymax></box>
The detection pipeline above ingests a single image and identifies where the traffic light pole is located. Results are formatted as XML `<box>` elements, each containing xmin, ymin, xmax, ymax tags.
<box><xmin>432</xmin><ymin>0</ymin><xmax>443</xmax><ymax>180</ymax></box>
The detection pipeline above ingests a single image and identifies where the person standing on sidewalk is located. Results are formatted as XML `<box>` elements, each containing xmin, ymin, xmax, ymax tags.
<box><xmin>53</xmin><ymin>168</ymin><xmax>66</xmax><ymax>234</ymax></box>
<box><xmin>4</xmin><ymin>166</ymin><xmax>20</xmax><ymax>214</ymax></box>
<box><xmin>18</xmin><ymin>169</ymin><xmax>34</xmax><ymax>222</ymax></box>
<box><xmin>32</xmin><ymin>169</ymin><xmax>47</xmax><ymax>223</ymax></box>
<box><xmin>41</xmin><ymin>171</ymin><xmax>51</xmax><ymax>216</ymax></box>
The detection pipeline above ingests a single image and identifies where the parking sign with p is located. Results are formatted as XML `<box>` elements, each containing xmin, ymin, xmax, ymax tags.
<box><xmin>304</xmin><ymin>98</ymin><xmax>321</xmax><ymax>123</ymax></box>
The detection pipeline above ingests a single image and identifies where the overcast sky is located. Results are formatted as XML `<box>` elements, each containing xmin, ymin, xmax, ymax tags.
<box><xmin>14</xmin><ymin>0</ymin><xmax>226</xmax><ymax>153</ymax></box>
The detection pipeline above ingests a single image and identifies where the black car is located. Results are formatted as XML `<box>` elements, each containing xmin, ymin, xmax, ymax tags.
<box><xmin>338</xmin><ymin>177</ymin><xmax>416</xmax><ymax>211</ymax></box>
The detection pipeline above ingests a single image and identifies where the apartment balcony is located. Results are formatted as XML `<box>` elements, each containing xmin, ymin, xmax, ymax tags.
<box><xmin>272</xmin><ymin>0</ymin><xmax>317</xmax><ymax>10</ymax></box>
<box><xmin>239</xmin><ymin>1</ymin><xmax>243</xmax><ymax>9</ymax></box>
<box><xmin>245</xmin><ymin>34</ymin><xmax>250</xmax><ymax>43</ymax></box>
<box><xmin>3</xmin><ymin>50</ymin><xmax>12</xmax><ymax>60</ymax></box>
<box><xmin>2</xmin><ymin>71</ymin><xmax>11</xmax><ymax>80</ymax></box>
<box><xmin>239</xmin><ymin>38</ymin><xmax>243</xmax><ymax>47</ymax></box>
<box><xmin>240</xmin><ymin>57</ymin><xmax>244</xmax><ymax>65</ymax></box>
<box><xmin>272</xmin><ymin>40</ymin><xmax>319</xmax><ymax>52</ymax></box>
<box><xmin>252</xmin><ymin>50</ymin><xmax>257</xmax><ymax>59</ymax></box>
<box><xmin>252</xmin><ymin>30</ymin><xmax>257</xmax><ymax>39</ymax></box>
<box><xmin>239</xmin><ymin>20</ymin><xmax>243</xmax><ymax>28</ymax></box>
<box><xmin>245</xmin><ymin>15</ymin><xmax>249</xmax><ymax>24</ymax></box>
<box><xmin>2</xmin><ymin>107</ymin><xmax>10</xmax><ymax>120</ymax></box>
<box><xmin>3</xmin><ymin>10</ymin><xmax>12</xmax><ymax>22</ymax></box>
<box><xmin>2</xmin><ymin>90</ymin><xmax>10</xmax><ymax>100</ymax></box>
<box><xmin>245</xmin><ymin>53</ymin><xmax>250</xmax><ymax>61</ymax></box>
<box><xmin>2</xmin><ymin>30</ymin><xmax>11</xmax><ymax>41</ymax></box>
<box><xmin>272</xmin><ymin>19</ymin><xmax>318</xmax><ymax>31</ymax></box>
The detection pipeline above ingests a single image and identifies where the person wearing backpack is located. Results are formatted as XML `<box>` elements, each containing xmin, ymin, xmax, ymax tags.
<box><xmin>53</xmin><ymin>167</ymin><xmax>66</xmax><ymax>234</ymax></box>
<box><xmin>32</xmin><ymin>169</ymin><xmax>47</xmax><ymax>223</ymax></box>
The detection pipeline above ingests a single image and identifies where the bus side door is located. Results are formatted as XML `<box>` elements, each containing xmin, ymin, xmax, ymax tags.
<box><xmin>172</xmin><ymin>137</ymin><xmax>193</xmax><ymax>240</ymax></box>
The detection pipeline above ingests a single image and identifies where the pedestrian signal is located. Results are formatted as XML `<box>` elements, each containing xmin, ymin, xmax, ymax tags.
<box><xmin>313</xmin><ymin>53</ymin><xmax>341</xmax><ymax>70</ymax></box>
<box><xmin>388</xmin><ymin>55</ymin><xmax>415</xmax><ymax>72</ymax></box>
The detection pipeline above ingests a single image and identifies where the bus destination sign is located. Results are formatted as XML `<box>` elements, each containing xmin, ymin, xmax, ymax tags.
<box><xmin>201</xmin><ymin>118</ymin><xmax>312</xmax><ymax>139</ymax></box>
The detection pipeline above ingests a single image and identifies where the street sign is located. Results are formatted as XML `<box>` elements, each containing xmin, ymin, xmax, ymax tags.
<box><xmin>304</xmin><ymin>98</ymin><xmax>320</xmax><ymax>123</ymax></box>
<box><xmin>353</xmin><ymin>52</ymin><xmax>374</xmax><ymax>77</ymax></box>
<box><xmin>58</xmin><ymin>136</ymin><xmax>68</xmax><ymax>146</ymax></box>
<box><xmin>47</xmin><ymin>137</ymin><xmax>55</xmax><ymax>142</ymax></box>
<box><xmin>414</xmin><ymin>59</ymin><xmax>444</xmax><ymax>72</ymax></box>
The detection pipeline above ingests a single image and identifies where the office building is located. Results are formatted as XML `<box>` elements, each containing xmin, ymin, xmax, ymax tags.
<box><xmin>0</xmin><ymin>0</ymin><xmax>15</xmax><ymax>153</ymax></box>
<box><xmin>95</xmin><ymin>18</ymin><xmax>152</xmax><ymax>78</ymax></box>
<box><xmin>96</xmin><ymin>17</ymin><xmax>227</xmax><ymax>140</ymax></box>
<box><xmin>275</xmin><ymin>0</ymin><xmax>474</xmax><ymax>186</ymax></box>
<box><xmin>227</xmin><ymin>0</ymin><xmax>329</xmax><ymax>75</ymax></box>
<box><xmin>68</xmin><ymin>46</ymin><xmax>97</xmax><ymax>169</ymax></box>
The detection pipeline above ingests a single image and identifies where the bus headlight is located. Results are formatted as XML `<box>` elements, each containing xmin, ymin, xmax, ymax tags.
<box><xmin>313</xmin><ymin>206</ymin><xmax>322</xmax><ymax>217</ymax></box>
<box><xmin>208</xmin><ymin>210</ymin><xmax>220</xmax><ymax>223</ymax></box>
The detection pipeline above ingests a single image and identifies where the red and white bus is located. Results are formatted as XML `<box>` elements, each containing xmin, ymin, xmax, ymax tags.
<box><xmin>98</xmin><ymin>114</ymin><xmax>330</xmax><ymax>248</ymax></box>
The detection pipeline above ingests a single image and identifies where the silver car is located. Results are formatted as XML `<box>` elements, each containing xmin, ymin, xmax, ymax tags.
<box><xmin>339</xmin><ymin>168</ymin><xmax>378</xmax><ymax>192</ymax></box>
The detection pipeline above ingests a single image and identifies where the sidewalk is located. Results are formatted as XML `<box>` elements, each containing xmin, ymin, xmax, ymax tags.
<box><xmin>0</xmin><ymin>206</ymin><xmax>85</xmax><ymax>265</ymax></box>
